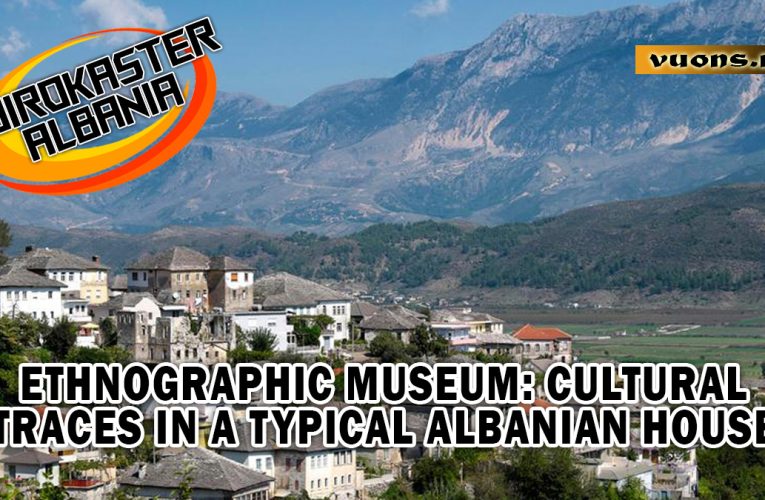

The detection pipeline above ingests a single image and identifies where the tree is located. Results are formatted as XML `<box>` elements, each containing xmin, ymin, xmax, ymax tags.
<box><xmin>174</xmin><ymin>462</ymin><xmax>195</xmax><ymax>500</ymax></box>
<box><xmin>65</xmin><ymin>346</ymin><xmax>132</xmax><ymax>365</ymax></box>
<box><xmin>410</xmin><ymin>457</ymin><xmax>463</xmax><ymax>495</ymax></box>
<box><xmin>603</xmin><ymin>477</ymin><xmax>648</xmax><ymax>500</ymax></box>
<box><xmin>410</xmin><ymin>323</ymin><xmax>448</xmax><ymax>358</ymax></box>
<box><xmin>241</xmin><ymin>327</ymin><xmax>278</xmax><ymax>353</ymax></box>
<box><xmin>43</xmin><ymin>317</ymin><xmax>78</xmax><ymax>361</ymax></box>
<box><xmin>100</xmin><ymin>317</ymin><xmax>118</xmax><ymax>347</ymax></box>
<box><xmin>506</xmin><ymin>448</ymin><xmax>603</xmax><ymax>500</ymax></box>
<box><xmin>368</xmin><ymin>332</ymin><xmax>409</xmax><ymax>363</ymax></box>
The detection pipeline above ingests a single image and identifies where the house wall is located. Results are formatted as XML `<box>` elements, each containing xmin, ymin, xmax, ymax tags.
<box><xmin>220</xmin><ymin>450</ymin><xmax>276</xmax><ymax>479</ymax></box>
<box><xmin>317</xmin><ymin>301</ymin><xmax>351</xmax><ymax>342</ymax></box>
<box><xmin>232</xmin><ymin>312</ymin><xmax>295</xmax><ymax>351</ymax></box>
<box><xmin>5</xmin><ymin>463</ymin><xmax>59</xmax><ymax>486</ymax></box>
<box><xmin>208</xmin><ymin>270</ymin><xmax>254</xmax><ymax>312</ymax></box>
<box><xmin>81</xmin><ymin>270</ymin><xmax>108</xmax><ymax>304</ymax></box>
<box><xmin>0</xmin><ymin>286</ymin><xmax>62</xmax><ymax>325</ymax></box>
<box><xmin>521</xmin><ymin>340</ymin><xmax>572</xmax><ymax>362</ymax></box>
<box><xmin>274</xmin><ymin>449</ymin><xmax>359</xmax><ymax>499</ymax></box>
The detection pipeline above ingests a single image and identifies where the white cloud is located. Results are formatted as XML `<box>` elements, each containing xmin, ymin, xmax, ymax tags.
<box><xmin>0</xmin><ymin>28</ymin><xmax>29</xmax><ymax>58</ymax></box>
<box><xmin>78</xmin><ymin>0</ymin><xmax>168</xmax><ymax>42</ymax></box>
<box><xmin>411</xmin><ymin>0</ymin><xmax>450</xmax><ymax>18</ymax></box>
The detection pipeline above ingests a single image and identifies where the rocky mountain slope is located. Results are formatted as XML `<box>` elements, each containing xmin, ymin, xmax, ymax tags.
<box><xmin>3</xmin><ymin>0</ymin><xmax>765</xmax><ymax>234</ymax></box>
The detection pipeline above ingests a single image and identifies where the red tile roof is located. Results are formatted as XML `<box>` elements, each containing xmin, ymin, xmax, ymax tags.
<box><xmin>513</xmin><ymin>324</ymin><xmax>572</xmax><ymax>341</ymax></box>
<box><xmin>518</xmin><ymin>398</ymin><xmax>554</xmax><ymax>413</ymax></box>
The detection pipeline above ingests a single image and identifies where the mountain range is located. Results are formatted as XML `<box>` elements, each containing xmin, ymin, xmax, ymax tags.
<box><xmin>4</xmin><ymin>0</ymin><xmax>765</xmax><ymax>234</ymax></box>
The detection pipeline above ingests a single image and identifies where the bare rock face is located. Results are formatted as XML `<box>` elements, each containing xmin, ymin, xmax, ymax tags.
<box><xmin>7</xmin><ymin>0</ymin><xmax>765</xmax><ymax>234</ymax></box>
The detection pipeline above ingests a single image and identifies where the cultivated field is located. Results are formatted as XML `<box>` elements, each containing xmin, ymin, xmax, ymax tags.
<box><xmin>493</xmin><ymin>308</ymin><xmax>765</xmax><ymax>378</ymax></box>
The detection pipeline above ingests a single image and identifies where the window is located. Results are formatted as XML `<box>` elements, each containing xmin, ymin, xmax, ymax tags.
<box><xmin>69</xmin><ymin>272</ymin><xmax>74</xmax><ymax>281</ymax></box>
<box><xmin>231</xmin><ymin>272</ymin><xmax>239</xmax><ymax>282</ymax></box>
<box><xmin>266</xmin><ymin>457</ymin><xmax>272</xmax><ymax>469</ymax></box>
<box><xmin>310</xmin><ymin>480</ymin><xmax>314</xmax><ymax>490</ymax></box>
<box><xmin>336</xmin><ymin>322</ymin><xmax>342</xmax><ymax>332</ymax></box>
<box><xmin>132</xmin><ymin>272</ymin><xmax>138</xmax><ymax>281</ymax></box>
<box><xmin>324</xmin><ymin>478</ymin><xmax>328</xmax><ymax>487</ymax></box>
<box><xmin>348</xmin><ymin>474</ymin><xmax>352</xmax><ymax>483</ymax></box>
<box><xmin>185</xmin><ymin>274</ymin><xmax>190</xmax><ymax>282</ymax></box>
<box><xmin>286</xmin><ymin>458</ymin><xmax>291</xmax><ymax>470</ymax></box>
<box><xmin>255</xmin><ymin>458</ymin><xmax>262</xmax><ymax>470</ymax></box>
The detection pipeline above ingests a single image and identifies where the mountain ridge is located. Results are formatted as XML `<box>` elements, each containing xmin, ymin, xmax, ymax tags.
<box><xmin>7</xmin><ymin>183</ymin><xmax>765</xmax><ymax>308</ymax></box>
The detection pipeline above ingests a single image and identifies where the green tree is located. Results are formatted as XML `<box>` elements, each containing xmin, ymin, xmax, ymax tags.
<box><xmin>240</xmin><ymin>327</ymin><xmax>278</xmax><ymax>353</ymax></box>
<box><xmin>368</xmin><ymin>332</ymin><xmax>409</xmax><ymax>363</ymax></box>
<box><xmin>506</xmin><ymin>448</ymin><xmax>603</xmax><ymax>500</ymax></box>
<box><xmin>43</xmin><ymin>317</ymin><xmax>78</xmax><ymax>361</ymax></box>
<box><xmin>100</xmin><ymin>317</ymin><xmax>118</xmax><ymax>347</ymax></box>
<box><xmin>65</xmin><ymin>346</ymin><xmax>132</xmax><ymax>365</ymax></box>
<box><xmin>410</xmin><ymin>323</ymin><xmax>448</xmax><ymax>358</ymax></box>
<box><xmin>410</xmin><ymin>457</ymin><xmax>462</xmax><ymax>495</ymax></box>
<box><xmin>174</xmin><ymin>462</ymin><xmax>195</xmax><ymax>500</ymax></box>
<box><xmin>604</xmin><ymin>477</ymin><xmax>648</xmax><ymax>500</ymax></box>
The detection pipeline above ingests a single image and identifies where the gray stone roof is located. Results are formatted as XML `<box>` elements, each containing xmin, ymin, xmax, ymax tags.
<box><xmin>209</xmin><ymin>255</ymin><xmax>253</xmax><ymax>271</ymax></box>
<box><xmin>127</xmin><ymin>247</ymin><xmax>210</xmax><ymax>271</ymax></box>
<box><xmin>119</xmin><ymin>447</ymin><xmax>272</xmax><ymax>493</ymax></box>
<box><xmin>0</xmin><ymin>265</ymin><xmax>65</xmax><ymax>289</ymax></box>
<box><xmin>16</xmin><ymin>247</ymin><xmax>108</xmax><ymax>271</ymax></box>
<box><xmin>474</xmin><ymin>332</ymin><xmax>521</xmax><ymax>346</ymax></box>
<box><xmin>110</xmin><ymin>274</ymin><xmax>128</xmax><ymax>290</ymax></box>
<box><xmin>1</xmin><ymin>449</ymin><xmax>60</xmax><ymax>466</ymax></box>
<box><xmin>359</xmin><ymin>306</ymin><xmax>424</xmax><ymax>331</ymax></box>
<box><xmin>431</xmin><ymin>309</ymin><xmax>504</xmax><ymax>325</ymax></box>
<box><xmin>527</xmin><ymin>358</ymin><xmax>556</xmax><ymax>372</ymax></box>
<box><xmin>350</xmin><ymin>301</ymin><xmax>380</xmax><ymax>319</ymax></box>
<box><xmin>102</xmin><ymin>292</ymin><xmax>160</xmax><ymax>310</ymax></box>
<box><xmin>597</xmin><ymin>460</ymin><xmax>653</xmax><ymax>481</ymax></box>
<box><xmin>252</xmin><ymin>272</ymin><xmax>350</xmax><ymax>308</ymax></box>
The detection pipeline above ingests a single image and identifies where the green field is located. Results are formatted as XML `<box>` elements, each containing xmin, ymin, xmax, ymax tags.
<box><xmin>570</xmin><ymin>327</ymin><xmax>765</xmax><ymax>378</ymax></box>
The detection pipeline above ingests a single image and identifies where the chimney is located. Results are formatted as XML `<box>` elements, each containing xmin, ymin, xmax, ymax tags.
<box><xmin>92</xmin><ymin>255</ymin><xmax>100</xmax><ymax>263</ymax></box>
<box><xmin>25</xmin><ymin>245</ymin><xmax>33</xmax><ymax>253</ymax></box>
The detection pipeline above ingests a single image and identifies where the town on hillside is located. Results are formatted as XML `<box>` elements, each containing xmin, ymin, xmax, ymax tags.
<box><xmin>0</xmin><ymin>246</ymin><xmax>702</xmax><ymax>499</ymax></box>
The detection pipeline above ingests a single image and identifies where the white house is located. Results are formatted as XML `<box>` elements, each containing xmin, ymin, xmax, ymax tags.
<box><xmin>252</xmin><ymin>272</ymin><xmax>352</xmax><ymax>343</ymax></box>
<box><xmin>0</xmin><ymin>448</ymin><xmax>61</xmax><ymax>486</ymax></box>
<box><xmin>231</xmin><ymin>310</ymin><xmax>296</xmax><ymax>351</ymax></box>
<box><xmin>431</xmin><ymin>308</ymin><xmax>505</xmax><ymax>335</ymax></box>
<box><xmin>0</xmin><ymin>265</ymin><xmax>64</xmax><ymax>325</ymax></box>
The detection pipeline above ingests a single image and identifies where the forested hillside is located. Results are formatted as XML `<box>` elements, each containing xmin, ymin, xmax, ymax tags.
<box><xmin>7</xmin><ymin>185</ymin><xmax>765</xmax><ymax>296</ymax></box>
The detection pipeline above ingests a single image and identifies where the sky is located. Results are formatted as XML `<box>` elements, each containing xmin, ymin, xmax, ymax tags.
<box><xmin>0</xmin><ymin>0</ymin><xmax>675</xmax><ymax>106</ymax></box>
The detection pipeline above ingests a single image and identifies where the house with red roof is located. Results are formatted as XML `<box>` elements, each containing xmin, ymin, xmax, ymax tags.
<box><xmin>512</xmin><ymin>324</ymin><xmax>573</xmax><ymax>363</ymax></box>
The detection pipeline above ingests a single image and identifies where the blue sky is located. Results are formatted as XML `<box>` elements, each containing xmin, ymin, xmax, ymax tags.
<box><xmin>1</xmin><ymin>0</ymin><xmax>674</xmax><ymax>105</ymax></box>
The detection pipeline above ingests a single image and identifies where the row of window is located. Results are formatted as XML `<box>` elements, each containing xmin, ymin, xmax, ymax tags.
<box><xmin>5</xmin><ymin>290</ymin><xmax>55</xmax><ymax>300</ymax></box>
<box><xmin>309</xmin><ymin>474</ymin><xmax>353</xmax><ymax>491</ymax></box>
<box><xmin>49</xmin><ymin>271</ymin><xmax>81</xmax><ymax>282</ymax></box>
<box><xmin>326</xmin><ymin>305</ymin><xmax>346</xmax><ymax>316</ymax></box>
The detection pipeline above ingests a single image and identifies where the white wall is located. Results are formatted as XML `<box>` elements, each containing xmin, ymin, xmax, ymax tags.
<box><xmin>232</xmin><ymin>312</ymin><xmax>295</xmax><ymax>351</ymax></box>
<box><xmin>0</xmin><ymin>287</ymin><xmax>63</xmax><ymax>325</ymax></box>
<box><xmin>225</xmin><ymin>271</ymin><xmax>253</xmax><ymax>290</ymax></box>
<box><xmin>317</xmin><ymin>301</ymin><xmax>351</xmax><ymax>342</ymax></box>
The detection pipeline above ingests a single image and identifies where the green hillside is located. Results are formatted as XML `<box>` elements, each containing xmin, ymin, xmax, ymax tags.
<box><xmin>7</xmin><ymin>184</ymin><xmax>765</xmax><ymax>296</ymax></box>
